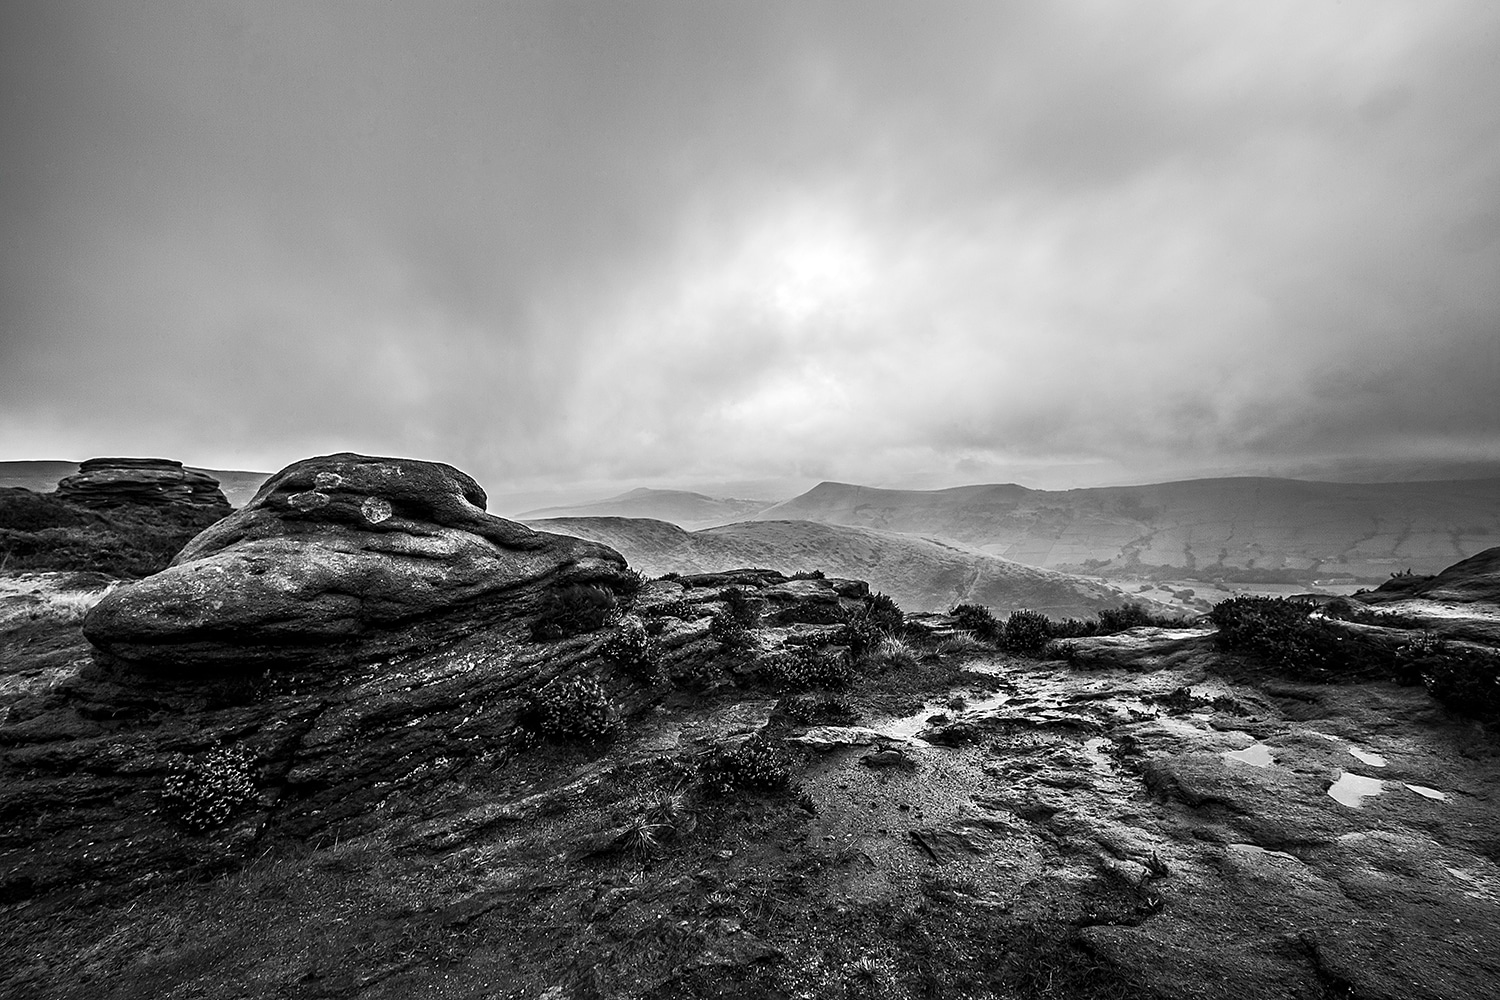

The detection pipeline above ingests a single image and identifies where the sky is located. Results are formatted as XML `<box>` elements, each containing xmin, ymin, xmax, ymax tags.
<box><xmin>3</xmin><ymin>1</ymin><xmax>1499</xmax><ymax>502</ymax></box>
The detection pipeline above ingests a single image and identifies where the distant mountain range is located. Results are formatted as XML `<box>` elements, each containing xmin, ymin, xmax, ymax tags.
<box><xmin>753</xmin><ymin>477</ymin><xmax>1500</xmax><ymax>583</ymax></box>
<box><xmin>519</xmin><ymin>488</ymin><xmax>775</xmax><ymax>530</ymax></box>
<box><xmin>0</xmin><ymin>461</ymin><xmax>270</xmax><ymax>508</ymax></box>
<box><xmin>10</xmin><ymin>458</ymin><xmax>1500</xmax><ymax>590</ymax></box>
<box><xmin>525</xmin><ymin>516</ymin><xmax>1156</xmax><ymax>618</ymax></box>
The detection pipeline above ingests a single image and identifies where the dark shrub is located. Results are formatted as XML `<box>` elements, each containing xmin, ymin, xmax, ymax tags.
<box><xmin>758</xmin><ymin>646</ymin><xmax>853</xmax><ymax>693</ymax></box>
<box><xmin>950</xmin><ymin>604</ymin><xmax>1002</xmax><ymax>643</ymax></box>
<box><xmin>1207</xmin><ymin>596</ymin><xmax>1357</xmax><ymax>678</ymax></box>
<box><xmin>1052</xmin><ymin>617</ymin><xmax>1100</xmax><ymax>639</ymax></box>
<box><xmin>160</xmin><ymin>746</ymin><xmax>257</xmax><ymax>833</ymax></box>
<box><xmin>1002</xmin><ymin>609</ymin><xmax>1053</xmax><ymax>652</ymax></box>
<box><xmin>709</xmin><ymin>609</ymin><xmax>753</xmax><ymax>650</ymax></box>
<box><xmin>646</xmin><ymin>598</ymin><xmax>700</xmax><ymax>621</ymax></box>
<box><xmin>700</xmin><ymin>734</ymin><xmax>793</xmax><ymax>795</ymax></box>
<box><xmin>835</xmin><ymin>610</ymin><xmax>885</xmax><ymax>659</ymax></box>
<box><xmin>616</xmin><ymin>569</ymin><xmax>648</xmax><ymax>605</ymax></box>
<box><xmin>0</xmin><ymin>489</ymin><xmax>226</xmax><ymax>578</ymax></box>
<box><xmin>1420</xmin><ymin>643</ymin><xmax>1500</xmax><ymax>721</ymax></box>
<box><xmin>775</xmin><ymin>693</ymin><xmax>860</xmax><ymax>724</ymax></box>
<box><xmin>865</xmin><ymin>592</ymin><xmax>905</xmax><ymax>635</ymax></box>
<box><xmin>600</xmin><ymin>617</ymin><xmax>659</xmax><ymax>683</ymax></box>
<box><xmin>1096</xmin><ymin>603</ymin><xmax>1177</xmax><ymax>632</ymax></box>
<box><xmin>720</xmin><ymin>587</ymin><xmax>761</xmax><ymax>627</ymax></box>
<box><xmin>530</xmin><ymin>584</ymin><xmax>617</xmax><ymax>641</ymax></box>
<box><xmin>668</xmin><ymin>655</ymin><xmax>724</xmax><ymax>690</ymax></box>
<box><xmin>516</xmin><ymin>674</ymin><xmax>616</xmax><ymax>743</ymax></box>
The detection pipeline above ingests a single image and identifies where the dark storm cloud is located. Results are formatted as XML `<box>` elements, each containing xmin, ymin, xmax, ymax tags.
<box><xmin>2</xmin><ymin>1</ymin><xmax>1497</xmax><ymax>493</ymax></box>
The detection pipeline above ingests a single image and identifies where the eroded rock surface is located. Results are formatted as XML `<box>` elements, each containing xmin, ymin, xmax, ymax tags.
<box><xmin>82</xmin><ymin>453</ymin><xmax>632</xmax><ymax>669</ymax></box>
<box><xmin>55</xmin><ymin>457</ymin><xmax>231</xmax><ymax>512</ymax></box>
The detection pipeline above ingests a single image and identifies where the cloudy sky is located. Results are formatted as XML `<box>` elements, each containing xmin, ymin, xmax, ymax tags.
<box><xmin>3</xmin><ymin>1</ymin><xmax>1498</xmax><ymax>501</ymax></box>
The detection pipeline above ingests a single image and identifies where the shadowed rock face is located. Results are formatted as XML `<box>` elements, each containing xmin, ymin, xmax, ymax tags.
<box><xmin>81</xmin><ymin>453</ymin><xmax>631</xmax><ymax>669</ymax></box>
<box><xmin>55</xmin><ymin>457</ymin><xmax>231</xmax><ymax>512</ymax></box>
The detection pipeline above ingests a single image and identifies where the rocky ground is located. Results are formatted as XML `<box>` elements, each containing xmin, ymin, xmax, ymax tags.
<box><xmin>2</xmin><ymin>454</ymin><xmax>1498</xmax><ymax>1000</ymax></box>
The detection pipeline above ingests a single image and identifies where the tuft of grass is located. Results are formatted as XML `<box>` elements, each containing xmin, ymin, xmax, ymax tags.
<box><xmin>860</xmin><ymin>634</ymin><xmax>920</xmax><ymax>672</ymax></box>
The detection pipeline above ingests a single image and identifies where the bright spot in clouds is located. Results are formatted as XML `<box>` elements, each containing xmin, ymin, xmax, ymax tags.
<box><xmin>1</xmin><ymin>1</ymin><xmax>1498</xmax><ymax>497</ymax></box>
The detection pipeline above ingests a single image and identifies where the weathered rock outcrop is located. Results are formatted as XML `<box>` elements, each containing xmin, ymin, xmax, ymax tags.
<box><xmin>55</xmin><ymin>457</ymin><xmax>231</xmax><ymax>512</ymax></box>
<box><xmin>82</xmin><ymin>453</ymin><xmax>632</xmax><ymax>669</ymax></box>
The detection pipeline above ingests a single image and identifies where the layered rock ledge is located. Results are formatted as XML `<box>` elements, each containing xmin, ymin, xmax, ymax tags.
<box><xmin>55</xmin><ymin>457</ymin><xmax>231</xmax><ymax>512</ymax></box>
<box><xmin>82</xmin><ymin>453</ymin><xmax>632</xmax><ymax>669</ymax></box>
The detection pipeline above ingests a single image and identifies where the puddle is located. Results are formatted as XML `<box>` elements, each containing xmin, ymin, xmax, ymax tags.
<box><xmin>1348</xmin><ymin>748</ymin><xmax>1387</xmax><ymax>767</ymax></box>
<box><xmin>1228</xmin><ymin>843</ymin><xmax>1300</xmax><ymax>862</ymax></box>
<box><xmin>1222</xmin><ymin>743</ymin><xmax>1275</xmax><ymax>767</ymax></box>
<box><xmin>1327</xmin><ymin>772</ymin><xmax>1384</xmax><ymax>808</ymax></box>
<box><xmin>878</xmin><ymin>691</ymin><xmax>1011</xmax><ymax>743</ymax></box>
<box><xmin>1404</xmin><ymin>783</ymin><xmax>1448</xmax><ymax>801</ymax></box>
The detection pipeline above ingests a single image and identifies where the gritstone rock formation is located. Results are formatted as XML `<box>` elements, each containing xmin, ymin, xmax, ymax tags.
<box><xmin>55</xmin><ymin>457</ymin><xmax>232</xmax><ymax>512</ymax></box>
<box><xmin>82</xmin><ymin>452</ymin><xmax>632</xmax><ymax>669</ymax></box>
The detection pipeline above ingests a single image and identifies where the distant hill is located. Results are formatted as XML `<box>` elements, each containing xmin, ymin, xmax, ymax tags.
<box><xmin>755</xmin><ymin>477</ymin><xmax>1500</xmax><ymax>583</ymax></box>
<box><xmin>0</xmin><ymin>461</ymin><xmax>269</xmax><ymax>508</ymax></box>
<box><xmin>519</xmin><ymin>488</ymin><xmax>776</xmax><ymax>529</ymax></box>
<box><xmin>526</xmin><ymin>516</ymin><xmax>1158</xmax><ymax>618</ymax></box>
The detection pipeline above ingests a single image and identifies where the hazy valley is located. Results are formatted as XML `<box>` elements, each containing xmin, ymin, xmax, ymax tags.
<box><xmin>524</xmin><ymin>516</ymin><xmax>1150</xmax><ymax>618</ymax></box>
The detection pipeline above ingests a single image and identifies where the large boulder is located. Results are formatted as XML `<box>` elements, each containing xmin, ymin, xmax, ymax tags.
<box><xmin>55</xmin><ymin>457</ymin><xmax>232</xmax><ymax>512</ymax></box>
<box><xmin>82</xmin><ymin>453</ymin><xmax>631</xmax><ymax>669</ymax></box>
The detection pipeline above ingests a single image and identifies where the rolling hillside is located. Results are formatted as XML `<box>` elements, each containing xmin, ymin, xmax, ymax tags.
<box><xmin>755</xmin><ymin>477</ymin><xmax>1500</xmax><ymax>583</ymax></box>
<box><xmin>526</xmin><ymin>516</ymin><xmax>1158</xmax><ymax>618</ymax></box>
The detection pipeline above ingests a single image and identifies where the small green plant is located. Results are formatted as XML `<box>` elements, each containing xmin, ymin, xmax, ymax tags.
<box><xmin>160</xmin><ymin>745</ymin><xmax>257</xmax><ymax>833</ymax></box>
<box><xmin>515</xmin><ymin>674</ymin><xmax>617</xmax><ymax>743</ymax></box>
<box><xmin>1001</xmin><ymin>609</ymin><xmax>1053</xmax><ymax>652</ymax></box>
<box><xmin>700</xmin><ymin>734</ymin><xmax>793</xmax><ymax>795</ymax></box>
<box><xmin>530</xmin><ymin>584</ymin><xmax>618</xmax><ymax>641</ymax></box>
<box><xmin>599</xmin><ymin>616</ymin><xmax>659</xmax><ymax>683</ymax></box>
<box><xmin>949</xmin><ymin>603</ymin><xmax>1002</xmax><ymax>643</ymax></box>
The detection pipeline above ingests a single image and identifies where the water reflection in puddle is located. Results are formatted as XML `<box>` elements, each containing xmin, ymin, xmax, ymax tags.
<box><xmin>878</xmin><ymin>690</ymin><xmax>1012</xmax><ymax>742</ymax></box>
<box><xmin>1222</xmin><ymin>743</ymin><xmax>1275</xmax><ymax>767</ymax></box>
<box><xmin>1404</xmin><ymin>783</ymin><xmax>1448</xmax><ymax>801</ymax></box>
<box><xmin>1328</xmin><ymin>772</ymin><xmax>1384</xmax><ymax>807</ymax></box>
<box><xmin>1348</xmin><ymin>747</ymin><xmax>1387</xmax><ymax>767</ymax></box>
